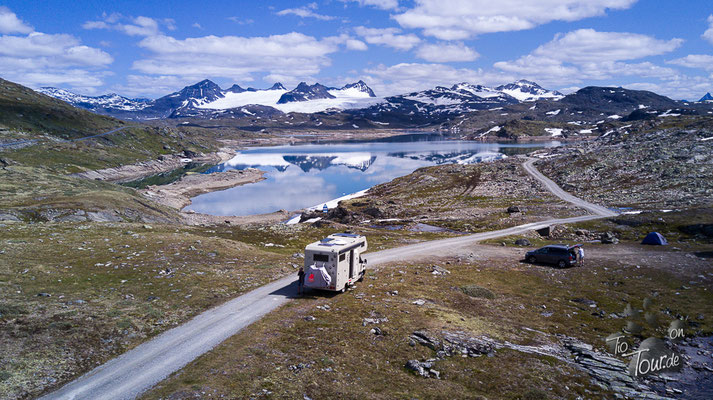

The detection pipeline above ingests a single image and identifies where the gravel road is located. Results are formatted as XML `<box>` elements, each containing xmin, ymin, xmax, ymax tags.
<box><xmin>41</xmin><ymin>158</ymin><xmax>617</xmax><ymax>400</ymax></box>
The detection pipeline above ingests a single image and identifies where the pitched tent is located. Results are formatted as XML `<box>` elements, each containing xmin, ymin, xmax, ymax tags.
<box><xmin>641</xmin><ymin>232</ymin><xmax>668</xmax><ymax>245</ymax></box>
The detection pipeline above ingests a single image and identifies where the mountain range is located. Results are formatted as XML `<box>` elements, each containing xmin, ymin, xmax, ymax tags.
<box><xmin>37</xmin><ymin>79</ymin><xmax>563</xmax><ymax>121</ymax></box>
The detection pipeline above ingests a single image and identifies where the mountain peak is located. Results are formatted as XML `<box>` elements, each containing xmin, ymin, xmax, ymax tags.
<box><xmin>226</xmin><ymin>84</ymin><xmax>245</xmax><ymax>93</ymax></box>
<box><xmin>277</xmin><ymin>82</ymin><xmax>335</xmax><ymax>104</ymax></box>
<box><xmin>340</xmin><ymin>80</ymin><xmax>376</xmax><ymax>97</ymax></box>
<box><xmin>269</xmin><ymin>82</ymin><xmax>287</xmax><ymax>91</ymax></box>
<box><xmin>699</xmin><ymin>92</ymin><xmax>713</xmax><ymax>102</ymax></box>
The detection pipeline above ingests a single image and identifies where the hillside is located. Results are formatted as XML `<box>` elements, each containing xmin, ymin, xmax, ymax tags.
<box><xmin>0</xmin><ymin>78</ymin><xmax>122</xmax><ymax>140</ymax></box>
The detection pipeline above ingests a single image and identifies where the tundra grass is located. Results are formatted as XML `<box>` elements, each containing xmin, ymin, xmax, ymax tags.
<box><xmin>143</xmin><ymin>248</ymin><xmax>712</xmax><ymax>399</ymax></box>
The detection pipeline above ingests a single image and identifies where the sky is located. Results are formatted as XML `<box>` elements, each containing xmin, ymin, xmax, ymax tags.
<box><xmin>1</xmin><ymin>0</ymin><xmax>712</xmax><ymax>100</ymax></box>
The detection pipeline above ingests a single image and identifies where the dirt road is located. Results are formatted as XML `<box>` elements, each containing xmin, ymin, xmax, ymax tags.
<box><xmin>41</xmin><ymin>158</ymin><xmax>616</xmax><ymax>400</ymax></box>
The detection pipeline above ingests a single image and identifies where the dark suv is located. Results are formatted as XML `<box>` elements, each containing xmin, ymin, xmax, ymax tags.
<box><xmin>525</xmin><ymin>245</ymin><xmax>577</xmax><ymax>268</ymax></box>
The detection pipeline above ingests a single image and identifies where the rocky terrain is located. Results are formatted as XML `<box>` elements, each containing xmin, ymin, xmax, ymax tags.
<box><xmin>142</xmin><ymin>244</ymin><xmax>712</xmax><ymax>399</ymax></box>
<box><xmin>303</xmin><ymin>157</ymin><xmax>585</xmax><ymax>233</ymax></box>
<box><xmin>535</xmin><ymin>116</ymin><xmax>713</xmax><ymax>209</ymax></box>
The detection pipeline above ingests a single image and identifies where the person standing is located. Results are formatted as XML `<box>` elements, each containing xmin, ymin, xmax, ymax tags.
<box><xmin>297</xmin><ymin>267</ymin><xmax>306</xmax><ymax>295</ymax></box>
<box><xmin>577</xmin><ymin>246</ymin><xmax>584</xmax><ymax>267</ymax></box>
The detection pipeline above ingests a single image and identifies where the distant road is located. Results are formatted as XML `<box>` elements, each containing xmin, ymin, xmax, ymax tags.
<box><xmin>0</xmin><ymin>126</ymin><xmax>129</xmax><ymax>149</ymax></box>
<box><xmin>41</xmin><ymin>158</ymin><xmax>617</xmax><ymax>400</ymax></box>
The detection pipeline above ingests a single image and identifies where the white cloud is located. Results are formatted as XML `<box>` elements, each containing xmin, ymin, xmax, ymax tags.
<box><xmin>82</xmin><ymin>14</ymin><xmax>172</xmax><ymax>36</ymax></box>
<box><xmin>0</xmin><ymin>6</ymin><xmax>33</xmax><ymax>34</ymax></box>
<box><xmin>494</xmin><ymin>29</ymin><xmax>682</xmax><ymax>86</ymax></box>
<box><xmin>394</xmin><ymin>0</ymin><xmax>638</xmax><ymax>39</ymax></box>
<box><xmin>341</xmin><ymin>0</ymin><xmax>400</xmax><ymax>10</ymax></box>
<box><xmin>354</xmin><ymin>26</ymin><xmax>420</xmax><ymax>50</ymax></box>
<box><xmin>192</xmin><ymin>22</ymin><xmax>203</xmax><ymax>29</ymax></box>
<box><xmin>703</xmin><ymin>15</ymin><xmax>713</xmax><ymax>45</ymax></box>
<box><xmin>0</xmin><ymin>31</ymin><xmax>113</xmax><ymax>91</ymax></box>
<box><xmin>130</xmin><ymin>33</ymin><xmax>346</xmax><ymax>90</ymax></box>
<box><xmin>112</xmin><ymin>75</ymin><xmax>200</xmax><ymax>97</ymax></box>
<box><xmin>277</xmin><ymin>3</ymin><xmax>336</xmax><ymax>21</ymax></box>
<box><xmin>416</xmin><ymin>42</ymin><xmax>479</xmax><ymax>62</ymax></box>
<box><xmin>667</xmin><ymin>54</ymin><xmax>713</xmax><ymax>71</ymax></box>
<box><xmin>346</xmin><ymin>39</ymin><xmax>368</xmax><ymax>51</ymax></box>
<box><xmin>625</xmin><ymin>74</ymin><xmax>713</xmax><ymax>101</ymax></box>
<box><xmin>362</xmin><ymin>62</ymin><xmax>514</xmax><ymax>95</ymax></box>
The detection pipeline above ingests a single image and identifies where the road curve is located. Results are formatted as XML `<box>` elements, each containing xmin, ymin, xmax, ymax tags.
<box><xmin>522</xmin><ymin>158</ymin><xmax>617</xmax><ymax>217</ymax></box>
<box><xmin>42</xmin><ymin>158</ymin><xmax>616</xmax><ymax>400</ymax></box>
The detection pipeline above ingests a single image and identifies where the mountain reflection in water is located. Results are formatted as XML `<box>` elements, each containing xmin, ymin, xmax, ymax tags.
<box><xmin>185</xmin><ymin>137</ymin><xmax>560</xmax><ymax>216</ymax></box>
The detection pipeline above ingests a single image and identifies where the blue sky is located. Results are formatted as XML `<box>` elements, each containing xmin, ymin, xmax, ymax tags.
<box><xmin>1</xmin><ymin>0</ymin><xmax>712</xmax><ymax>100</ymax></box>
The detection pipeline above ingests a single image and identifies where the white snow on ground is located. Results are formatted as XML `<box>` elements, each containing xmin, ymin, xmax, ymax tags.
<box><xmin>622</xmin><ymin>210</ymin><xmax>642</xmax><ymax>215</ymax></box>
<box><xmin>659</xmin><ymin>109</ymin><xmax>681</xmax><ymax>117</ymax></box>
<box><xmin>638</xmin><ymin>104</ymin><xmax>647</xmax><ymax>109</ymax></box>
<box><xmin>285</xmin><ymin>214</ymin><xmax>302</xmax><ymax>225</ymax></box>
<box><xmin>486</xmin><ymin>126</ymin><xmax>501</xmax><ymax>133</ymax></box>
<box><xmin>545</xmin><ymin>128</ymin><xmax>563</xmax><ymax>136</ymax></box>
<box><xmin>579</xmin><ymin>129</ymin><xmax>593</xmax><ymax>134</ymax></box>
<box><xmin>546</xmin><ymin>109</ymin><xmax>561</xmax><ymax>116</ymax></box>
<box><xmin>607</xmin><ymin>114</ymin><xmax>622</xmax><ymax>119</ymax></box>
<box><xmin>404</xmin><ymin>94</ymin><xmax>462</xmax><ymax>105</ymax></box>
<box><xmin>306</xmin><ymin>189</ymin><xmax>369</xmax><ymax>211</ymax></box>
<box><xmin>499</xmin><ymin>88</ymin><xmax>563</xmax><ymax>102</ymax></box>
<box><xmin>700</xmin><ymin>136</ymin><xmax>713</xmax><ymax>141</ymax></box>
<box><xmin>274</xmin><ymin>96</ymin><xmax>383</xmax><ymax>113</ymax></box>
<box><xmin>197</xmin><ymin>87</ymin><xmax>383</xmax><ymax>113</ymax></box>
<box><xmin>197</xmin><ymin>89</ymin><xmax>287</xmax><ymax>109</ymax></box>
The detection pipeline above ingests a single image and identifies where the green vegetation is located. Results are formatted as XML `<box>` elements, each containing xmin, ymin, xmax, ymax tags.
<box><xmin>142</xmin><ymin>247</ymin><xmax>712</xmax><ymax>399</ymax></box>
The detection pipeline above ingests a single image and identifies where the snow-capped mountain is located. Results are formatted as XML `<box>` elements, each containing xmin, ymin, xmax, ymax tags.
<box><xmin>37</xmin><ymin>78</ymin><xmax>563</xmax><ymax>122</ymax></box>
<box><xmin>278</xmin><ymin>82</ymin><xmax>335</xmax><ymax>104</ymax></box>
<box><xmin>37</xmin><ymin>87</ymin><xmax>151</xmax><ymax>112</ymax></box>
<box><xmin>193</xmin><ymin>80</ymin><xmax>380</xmax><ymax>115</ymax></box>
<box><xmin>495</xmin><ymin>80</ymin><xmax>563</xmax><ymax>101</ymax></box>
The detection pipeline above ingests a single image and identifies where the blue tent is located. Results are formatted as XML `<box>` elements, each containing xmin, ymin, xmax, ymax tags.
<box><xmin>641</xmin><ymin>232</ymin><xmax>668</xmax><ymax>245</ymax></box>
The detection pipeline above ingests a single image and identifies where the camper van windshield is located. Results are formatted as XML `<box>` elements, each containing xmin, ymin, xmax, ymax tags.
<box><xmin>313</xmin><ymin>254</ymin><xmax>329</xmax><ymax>262</ymax></box>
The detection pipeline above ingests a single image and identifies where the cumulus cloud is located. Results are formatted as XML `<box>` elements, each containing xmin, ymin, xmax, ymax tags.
<box><xmin>354</xmin><ymin>26</ymin><xmax>420</xmax><ymax>50</ymax></box>
<box><xmin>626</xmin><ymin>73</ymin><xmax>713</xmax><ymax>101</ymax></box>
<box><xmin>394</xmin><ymin>0</ymin><xmax>638</xmax><ymax>39</ymax></box>
<box><xmin>416</xmin><ymin>42</ymin><xmax>479</xmax><ymax>62</ymax></box>
<box><xmin>362</xmin><ymin>62</ymin><xmax>514</xmax><ymax>95</ymax></box>
<box><xmin>494</xmin><ymin>29</ymin><xmax>682</xmax><ymax>85</ymax></box>
<box><xmin>83</xmin><ymin>13</ymin><xmax>172</xmax><ymax>36</ymax></box>
<box><xmin>667</xmin><ymin>54</ymin><xmax>713</xmax><ymax>71</ymax></box>
<box><xmin>703</xmin><ymin>15</ymin><xmax>713</xmax><ymax>45</ymax></box>
<box><xmin>0</xmin><ymin>6</ymin><xmax>33</xmax><ymax>34</ymax></box>
<box><xmin>341</xmin><ymin>0</ymin><xmax>400</xmax><ymax>10</ymax></box>
<box><xmin>130</xmin><ymin>32</ymin><xmax>349</xmax><ymax>90</ymax></box>
<box><xmin>0</xmin><ymin>31</ymin><xmax>113</xmax><ymax>91</ymax></box>
<box><xmin>277</xmin><ymin>3</ymin><xmax>336</xmax><ymax>21</ymax></box>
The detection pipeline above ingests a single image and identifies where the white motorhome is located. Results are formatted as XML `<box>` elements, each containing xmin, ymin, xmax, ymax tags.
<box><xmin>304</xmin><ymin>233</ymin><xmax>368</xmax><ymax>292</ymax></box>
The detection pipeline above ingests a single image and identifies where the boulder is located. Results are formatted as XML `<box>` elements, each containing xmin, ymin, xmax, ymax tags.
<box><xmin>507</xmin><ymin>205</ymin><xmax>522</xmax><ymax>213</ymax></box>
<box><xmin>601</xmin><ymin>232</ymin><xmax>619</xmax><ymax>244</ymax></box>
<box><xmin>514</xmin><ymin>238</ymin><xmax>531</xmax><ymax>246</ymax></box>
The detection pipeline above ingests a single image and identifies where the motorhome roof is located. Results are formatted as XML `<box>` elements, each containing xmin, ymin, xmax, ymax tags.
<box><xmin>305</xmin><ymin>233</ymin><xmax>364</xmax><ymax>252</ymax></box>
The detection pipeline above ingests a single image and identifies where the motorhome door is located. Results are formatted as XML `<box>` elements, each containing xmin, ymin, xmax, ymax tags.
<box><xmin>349</xmin><ymin>250</ymin><xmax>354</xmax><ymax>279</ymax></box>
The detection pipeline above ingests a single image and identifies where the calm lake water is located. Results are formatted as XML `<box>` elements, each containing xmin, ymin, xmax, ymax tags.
<box><xmin>184</xmin><ymin>134</ymin><xmax>561</xmax><ymax>216</ymax></box>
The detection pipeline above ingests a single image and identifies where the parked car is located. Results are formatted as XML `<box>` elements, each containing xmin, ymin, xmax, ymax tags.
<box><xmin>525</xmin><ymin>244</ymin><xmax>577</xmax><ymax>268</ymax></box>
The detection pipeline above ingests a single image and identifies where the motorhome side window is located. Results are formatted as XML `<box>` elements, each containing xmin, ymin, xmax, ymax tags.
<box><xmin>339</xmin><ymin>253</ymin><xmax>346</xmax><ymax>262</ymax></box>
<box><xmin>313</xmin><ymin>254</ymin><xmax>329</xmax><ymax>262</ymax></box>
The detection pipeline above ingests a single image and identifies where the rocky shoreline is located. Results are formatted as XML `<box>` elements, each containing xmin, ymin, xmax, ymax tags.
<box><xmin>141</xmin><ymin>168</ymin><xmax>266</xmax><ymax>210</ymax></box>
<box><xmin>71</xmin><ymin>148</ymin><xmax>236</xmax><ymax>183</ymax></box>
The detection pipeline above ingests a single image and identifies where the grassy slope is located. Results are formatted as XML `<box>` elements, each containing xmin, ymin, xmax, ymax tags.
<box><xmin>334</xmin><ymin>158</ymin><xmax>583</xmax><ymax>233</ymax></box>
<box><xmin>0</xmin><ymin>78</ymin><xmax>120</xmax><ymax>140</ymax></box>
<box><xmin>143</xmin><ymin>250</ymin><xmax>712</xmax><ymax>399</ymax></box>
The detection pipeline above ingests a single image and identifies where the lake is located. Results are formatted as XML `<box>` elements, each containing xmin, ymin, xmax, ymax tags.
<box><xmin>184</xmin><ymin>134</ymin><xmax>561</xmax><ymax>216</ymax></box>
